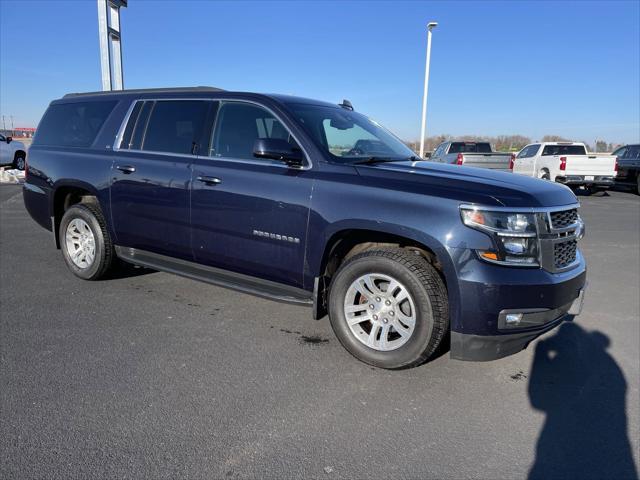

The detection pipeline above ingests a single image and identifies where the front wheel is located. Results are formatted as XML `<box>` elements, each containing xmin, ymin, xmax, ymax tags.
<box><xmin>328</xmin><ymin>248</ymin><xmax>448</xmax><ymax>369</ymax></box>
<box><xmin>59</xmin><ymin>203</ymin><xmax>115</xmax><ymax>280</ymax></box>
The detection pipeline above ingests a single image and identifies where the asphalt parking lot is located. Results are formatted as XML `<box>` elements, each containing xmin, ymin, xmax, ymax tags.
<box><xmin>1</xmin><ymin>184</ymin><xmax>638</xmax><ymax>479</ymax></box>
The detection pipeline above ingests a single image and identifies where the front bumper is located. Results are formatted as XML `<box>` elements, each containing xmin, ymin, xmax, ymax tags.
<box><xmin>448</xmin><ymin>247</ymin><xmax>586</xmax><ymax>361</ymax></box>
<box><xmin>556</xmin><ymin>175</ymin><xmax>615</xmax><ymax>187</ymax></box>
<box><xmin>451</xmin><ymin>288</ymin><xmax>585</xmax><ymax>361</ymax></box>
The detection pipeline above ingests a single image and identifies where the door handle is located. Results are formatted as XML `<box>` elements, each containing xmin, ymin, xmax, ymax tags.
<box><xmin>116</xmin><ymin>165</ymin><xmax>136</xmax><ymax>174</ymax></box>
<box><xmin>196</xmin><ymin>175</ymin><xmax>222</xmax><ymax>185</ymax></box>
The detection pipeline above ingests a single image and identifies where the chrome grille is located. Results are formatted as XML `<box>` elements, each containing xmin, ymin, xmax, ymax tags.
<box><xmin>550</xmin><ymin>208</ymin><xmax>578</xmax><ymax>229</ymax></box>
<box><xmin>554</xmin><ymin>240</ymin><xmax>577</xmax><ymax>269</ymax></box>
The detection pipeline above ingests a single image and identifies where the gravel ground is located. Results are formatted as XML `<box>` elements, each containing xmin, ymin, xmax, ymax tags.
<box><xmin>1</xmin><ymin>184</ymin><xmax>638</xmax><ymax>479</ymax></box>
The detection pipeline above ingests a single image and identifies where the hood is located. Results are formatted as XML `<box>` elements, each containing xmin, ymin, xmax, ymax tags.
<box><xmin>355</xmin><ymin>161</ymin><xmax>578</xmax><ymax>208</ymax></box>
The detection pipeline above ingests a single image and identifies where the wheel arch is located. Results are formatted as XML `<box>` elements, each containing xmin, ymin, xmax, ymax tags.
<box><xmin>311</xmin><ymin>224</ymin><xmax>458</xmax><ymax>321</ymax></box>
<box><xmin>51</xmin><ymin>181</ymin><xmax>102</xmax><ymax>249</ymax></box>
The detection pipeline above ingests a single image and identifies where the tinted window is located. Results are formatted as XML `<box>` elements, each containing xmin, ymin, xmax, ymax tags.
<box><xmin>211</xmin><ymin>102</ymin><xmax>296</xmax><ymax>160</ymax></box>
<box><xmin>119</xmin><ymin>101</ymin><xmax>143</xmax><ymax>149</ymax></box>
<box><xmin>448</xmin><ymin>142</ymin><xmax>492</xmax><ymax>154</ymax></box>
<box><xmin>542</xmin><ymin>145</ymin><xmax>586</xmax><ymax>156</ymax></box>
<box><xmin>626</xmin><ymin>145</ymin><xmax>640</xmax><ymax>159</ymax></box>
<box><xmin>34</xmin><ymin>101</ymin><xmax>116</xmax><ymax>147</ymax></box>
<box><xmin>142</xmin><ymin>100</ymin><xmax>209</xmax><ymax>154</ymax></box>
<box><xmin>127</xmin><ymin>101</ymin><xmax>153</xmax><ymax>150</ymax></box>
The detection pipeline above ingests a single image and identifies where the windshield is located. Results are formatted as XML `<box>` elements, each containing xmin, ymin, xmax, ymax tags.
<box><xmin>287</xmin><ymin>103</ymin><xmax>416</xmax><ymax>163</ymax></box>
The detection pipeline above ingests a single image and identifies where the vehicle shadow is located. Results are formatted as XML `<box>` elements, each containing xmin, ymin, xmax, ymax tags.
<box><xmin>528</xmin><ymin>322</ymin><xmax>638</xmax><ymax>480</ymax></box>
<box><xmin>104</xmin><ymin>261</ymin><xmax>155</xmax><ymax>280</ymax></box>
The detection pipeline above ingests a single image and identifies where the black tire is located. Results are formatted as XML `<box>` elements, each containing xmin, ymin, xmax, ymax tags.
<box><xmin>585</xmin><ymin>186</ymin><xmax>608</xmax><ymax>197</ymax></box>
<box><xmin>13</xmin><ymin>153</ymin><xmax>25</xmax><ymax>170</ymax></box>
<box><xmin>540</xmin><ymin>170</ymin><xmax>550</xmax><ymax>180</ymax></box>
<box><xmin>328</xmin><ymin>248</ymin><xmax>448</xmax><ymax>369</ymax></box>
<box><xmin>636</xmin><ymin>176</ymin><xmax>640</xmax><ymax>195</ymax></box>
<box><xmin>59</xmin><ymin>203</ymin><xmax>115</xmax><ymax>280</ymax></box>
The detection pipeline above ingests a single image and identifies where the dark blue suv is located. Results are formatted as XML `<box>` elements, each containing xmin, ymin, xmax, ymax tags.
<box><xmin>23</xmin><ymin>87</ymin><xmax>587</xmax><ymax>368</ymax></box>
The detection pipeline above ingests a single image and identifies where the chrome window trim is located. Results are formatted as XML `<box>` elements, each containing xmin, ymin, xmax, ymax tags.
<box><xmin>112</xmin><ymin>97</ymin><xmax>313</xmax><ymax>170</ymax></box>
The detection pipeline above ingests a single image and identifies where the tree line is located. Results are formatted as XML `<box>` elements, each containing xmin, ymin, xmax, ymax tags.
<box><xmin>406</xmin><ymin>135</ymin><xmax>621</xmax><ymax>154</ymax></box>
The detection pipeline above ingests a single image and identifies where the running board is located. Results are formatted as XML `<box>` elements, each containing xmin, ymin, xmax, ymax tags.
<box><xmin>114</xmin><ymin>246</ymin><xmax>313</xmax><ymax>306</ymax></box>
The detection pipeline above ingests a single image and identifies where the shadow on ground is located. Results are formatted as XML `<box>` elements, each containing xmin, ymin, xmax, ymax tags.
<box><xmin>528</xmin><ymin>322</ymin><xmax>638</xmax><ymax>480</ymax></box>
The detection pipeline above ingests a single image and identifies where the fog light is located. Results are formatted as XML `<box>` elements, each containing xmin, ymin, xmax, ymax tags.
<box><xmin>505</xmin><ymin>313</ymin><xmax>523</xmax><ymax>326</ymax></box>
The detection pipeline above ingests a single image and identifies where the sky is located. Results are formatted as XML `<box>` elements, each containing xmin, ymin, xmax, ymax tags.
<box><xmin>0</xmin><ymin>0</ymin><xmax>638</xmax><ymax>144</ymax></box>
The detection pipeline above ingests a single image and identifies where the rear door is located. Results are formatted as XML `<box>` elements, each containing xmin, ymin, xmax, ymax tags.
<box><xmin>110</xmin><ymin>99</ymin><xmax>211</xmax><ymax>259</ymax></box>
<box><xmin>191</xmin><ymin>100</ymin><xmax>313</xmax><ymax>288</ymax></box>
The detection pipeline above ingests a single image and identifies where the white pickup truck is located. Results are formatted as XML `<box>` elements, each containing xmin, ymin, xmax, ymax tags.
<box><xmin>0</xmin><ymin>134</ymin><xmax>27</xmax><ymax>170</ymax></box>
<box><xmin>511</xmin><ymin>142</ymin><xmax>616</xmax><ymax>192</ymax></box>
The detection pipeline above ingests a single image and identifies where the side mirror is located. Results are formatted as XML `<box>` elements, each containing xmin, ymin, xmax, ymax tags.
<box><xmin>253</xmin><ymin>138</ymin><xmax>304</xmax><ymax>167</ymax></box>
<box><xmin>6</xmin><ymin>136</ymin><xmax>12</xmax><ymax>144</ymax></box>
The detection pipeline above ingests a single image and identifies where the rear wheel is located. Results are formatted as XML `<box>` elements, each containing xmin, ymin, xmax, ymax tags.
<box><xmin>59</xmin><ymin>203</ymin><xmax>115</xmax><ymax>280</ymax></box>
<box><xmin>539</xmin><ymin>169</ymin><xmax>550</xmax><ymax>180</ymax></box>
<box><xmin>13</xmin><ymin>153</ymin><xmax>25</xmax><ymax>170</ymax></box>
<box><xmin>328</xmin><ymin>248</ymin><xmax>448</xmax><ymax>369</ymax></box>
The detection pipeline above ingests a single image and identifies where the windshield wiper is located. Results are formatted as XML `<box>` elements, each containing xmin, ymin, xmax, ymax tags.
<box><xmin>351</xmin><ymin>156</ymin><xmax>403</xmax><ymax>165</ymax></box>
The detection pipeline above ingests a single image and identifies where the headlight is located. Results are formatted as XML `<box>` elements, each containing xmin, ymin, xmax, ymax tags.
<box><xmin>460</xmin><ymin>207</ymin><xmax>539</xmax><ymax>266</ymax></box>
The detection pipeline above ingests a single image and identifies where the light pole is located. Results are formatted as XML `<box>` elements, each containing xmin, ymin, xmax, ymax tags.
<box><xmin>419</xmin><ymin>21</ymin><xmax>438</xmax><ymax>158</ymax></box>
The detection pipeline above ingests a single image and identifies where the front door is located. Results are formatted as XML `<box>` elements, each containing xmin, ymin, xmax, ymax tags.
<box><xmin>110</xmin><ymin>99</ymin><xmax>211</xmax><ymax>259</ymax></box>
<box><xmin>191</xmin><ymin>101</ymin><xmax>313</xmax><ymax>288</ymax></box>
<box><xmin>0</xmin><ymin>134</ymin><xmax>10</xmax><ymax>165</ymax></box>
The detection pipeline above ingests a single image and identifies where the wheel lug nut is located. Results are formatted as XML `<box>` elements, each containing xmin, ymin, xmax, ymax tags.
<box><xmin>385</xmin><ymin>300</ymin><xmax>391</xmax><ymax>306</ymax></box>
<box><xmin>376</xmin><ymin>297</ymin><xmax>381</xmax><ymax>302</ymax></box>
<box><xmin>369</xmin><ymin>304</ymin><xmax>375</xmax><ymax>309</ymax></box>
<box><xmin>389</xmin><ymin>311</ymin><xmax>395</xmax><ymax>316</ymax></box>
<box><xmin>383</xmin><ymin>318</ymin><xmax>388</xmax><ymax>324</ymax></box>
<box><xmin>372</xmin><ymin>314</ymin><xmax>378</xmax><ymax>321</ymax></box>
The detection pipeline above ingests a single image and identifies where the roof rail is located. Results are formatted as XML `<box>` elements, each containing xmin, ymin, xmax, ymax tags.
<box><xmin>63</xmin><ymin>86</ymin><xmax>225</xmax><ymax>98</ymax></box>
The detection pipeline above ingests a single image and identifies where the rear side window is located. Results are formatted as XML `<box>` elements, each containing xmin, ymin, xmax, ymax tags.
<box><xmin>142</xmin><ymin>101</ymin><xmax>209</xmax><ymax>154</ymax></box>
<box><xmin>448</xmin><ymin>142</ymin><xmax>492</xmax><ymax>154</ymax></box>
<box><xmin>34</xmin><ymin>101</ymin><xmax>116</xmax><ymax>147</ymax></box>
<box><xmin>624</xmin><ymin>146</ymin><xmax>640</xmax><ymax>159</ymax></box>
<box><xmin>542</xmin><ymin>145</ymin><xmax>586</xmax><ymax>156</ymax></box>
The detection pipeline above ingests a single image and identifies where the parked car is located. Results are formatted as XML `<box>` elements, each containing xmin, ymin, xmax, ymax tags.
<box><xmin>0</xmin><ymin>133</ymin><xmax>27</xmax><ymax>170</ymax></box>
<box><xmin>23</xmin><ymin>87</ymin><xmax>586</xmax><ymax>369</ymax></box>
<box><xmin>612</xmin><ymin>144</ymin><xmax>640</xmax><ymax>194</ymax></box>
<box><xmin>512</xmin><ymin>142</ymin><xmax>617</xmax><ymax>193</ymax></box>
<box><xmin>430</xmin><ymin>141</ymin><xmax>513</xmax><ymax>171</ymax></box>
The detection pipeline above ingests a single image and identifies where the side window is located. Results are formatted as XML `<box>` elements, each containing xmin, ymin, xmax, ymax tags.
<box><xmin>119</xmin><ymin>101</ymin><xmax>143</xmax><ymax>149</ymax></box>
<box><xmin>627</xmin><ymin>146</ymin><xmax>640</xmax><ymax>159</ymax></box>
<box><xmin>517</xmin><ymin>145</ymin><xmax>531</xmax><ymax>158</ymax></box>
<box><xmin>612</xmin><ymin>147</ymin><xmax>627</xmax><ymax>158</ymax></box>
<box><xmin>434</xmin><ymin>144</ymin><xmax>444</xmax><ymax>157</ymax></box>
<box><xmin>519</xmin><ymin>144</ymin><xmax>540</xmax><ymax>158</ymax></box>
<box><xmin>140</xmin><ymin>100</ymin><xmax>209</xmax><ymax>154</ymax></box>
<box><xmin>33</xmin><ymin>101</ymin><xmax>117</xmax><ymax>147</ymax></box>
<box><xmin>211</xmin><ymin>102</ymin><xmax>296</xmax><ymax>160</ymax></box>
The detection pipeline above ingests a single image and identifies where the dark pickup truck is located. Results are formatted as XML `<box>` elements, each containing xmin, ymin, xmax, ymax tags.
<box><xmin>23</xmin><ymin>87</ymin><xmax>587</xmax><ymax>369</ymax></box>
<box><xmin>613</xmin><ymin>144</ymin><xmax>640</xmax><ymax>194</ymax></box>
